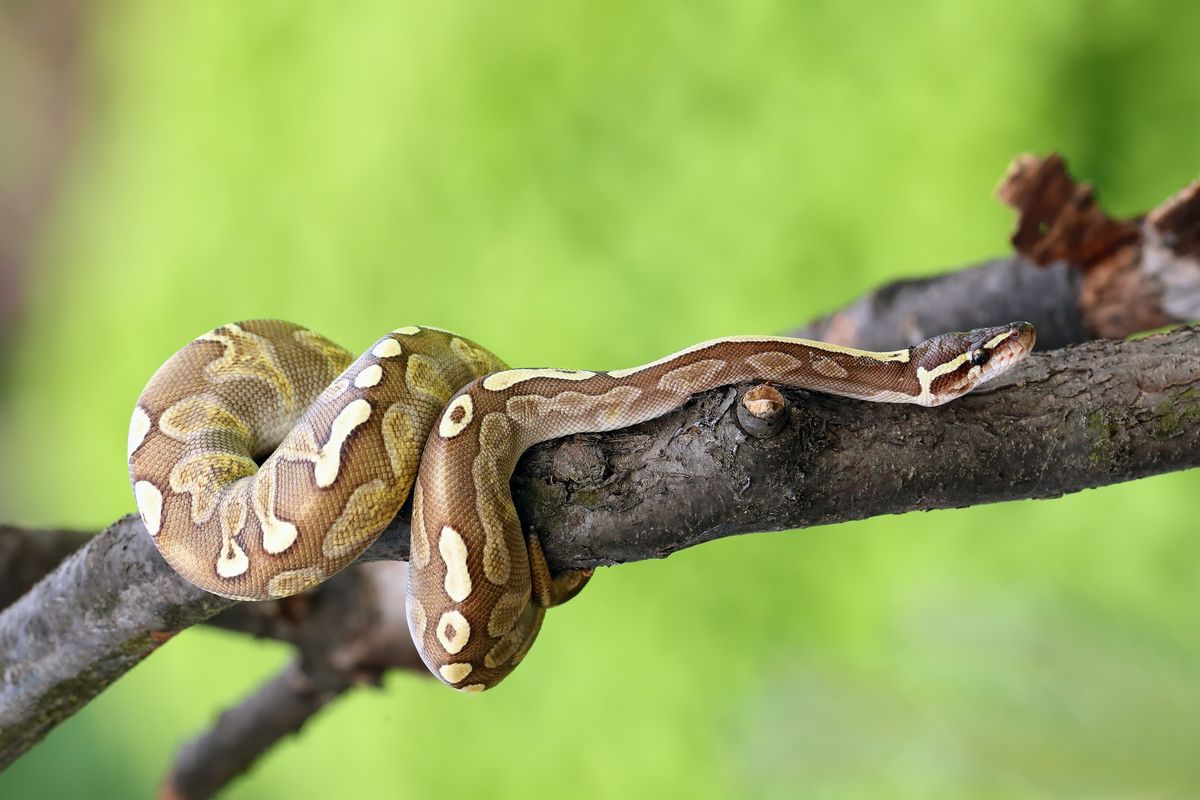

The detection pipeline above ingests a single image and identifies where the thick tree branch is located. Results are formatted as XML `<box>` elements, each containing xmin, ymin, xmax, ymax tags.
<box><xmin>403</xmin><ymin>327</ymin><xmax>1200</xmax><ymax>571</ymax></box>
<box><xmin>0</xmin><ymin>526</ymin><xmax>89</xmax><ymax>610</ymax></box>
<box><xmin>4</xmin><ymin>328</ymin><xmax>1200</xmax><ymax>772</ymax></box>
<box><xmin>3</xmin><ymin>154</ymin><xmax>1200</xmax><ymax>789</ymax></box>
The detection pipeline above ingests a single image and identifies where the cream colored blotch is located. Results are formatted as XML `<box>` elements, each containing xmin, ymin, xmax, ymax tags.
<box><xmin>436</xmin><ymin>610</ymin><xmax>471</xmax><ymax>654</ymax></box>
<box><xmin>482</xmin><ymin>368</ymin><xmax>595</xmax><ymax>392</ymax></box>
<box><xmin>371</xmin><ymin>338</ymin><xmax>403</xmax><ymax>358</ymax></box>
<box><xmin>610</xmin><ymin>336</ymin><xmax>910</xmax><ymax>378</ymax></box>
<box><xmin>128</xmin><ymin>406</ymin><xmax>151</xmax><ymax>458</ymax></box>
<box><xmin>438</xmin><ymin>525</ymin><xmax>472</xmax><ymax>602</ymax></box>
<box><xmin>439</xmin><ymin>663</ymin><xmax>473</xmax><ymax>684</ymax></box>
<box><xmin>134</xmin><ymin>481</ymin><xmax>164</xmax><ymax>536</ymax></box>
<box><xmin>354</xmin><ymin>364</ymin><xmax>383</xmax><ymax>388</ymax></box>
<box><xmin>216</xmin><ymin>538</ymin><xmax>250</xmax><ymax>578</ymax></box>
<box><xmin>438</xmin><ymin>395</ymin><xmax>474</xmax><ymax>439</ymax></box>
<box><xmin>314</xmin><ymin>399</ymin><xmax>372</xmax><ymax>487</ymax></box>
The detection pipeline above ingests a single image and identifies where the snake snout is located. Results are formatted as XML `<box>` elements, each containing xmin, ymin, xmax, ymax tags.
<box><xmin>1009</xmin><ymin>321</ymin><xmax>1037</xmax><ymax>355</ymax></box>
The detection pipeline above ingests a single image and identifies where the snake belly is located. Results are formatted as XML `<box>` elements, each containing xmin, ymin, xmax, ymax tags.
<box><xmin>130</xmin><ymin>320</ymin><xmax>1035</xmax><ymax>692</ymax></box>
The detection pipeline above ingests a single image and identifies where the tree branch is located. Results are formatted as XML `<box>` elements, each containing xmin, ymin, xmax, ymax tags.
<box><xmin>4</xmin><ymin>327</ymin><xmax>1200</xmax><ymax>772</ymax></box>
<box><xmin>0</xmin><ymin>525</ymin><xmax>89</xmax><ymax>610</ymax></box>
<box><xmin>3</xmin><ymin>154</ymin><xmax>1200</xmax><ymax>789</ymax></box>
<box><xmin>395</xmin><ymin>327</ymin><xmax>1200</xmax><ymax>571</ymax></box>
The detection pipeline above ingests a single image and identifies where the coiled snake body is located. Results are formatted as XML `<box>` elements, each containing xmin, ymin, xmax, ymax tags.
<box><xmin>129</xmin><ymin>320</ymin><xmax>1035</xmax><ymax>691</ymax></box>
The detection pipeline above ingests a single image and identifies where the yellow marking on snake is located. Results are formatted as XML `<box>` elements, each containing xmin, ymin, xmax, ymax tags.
<box><xmin>408</xmin><ymin>596</ymin><xmax>428</xmax><ymax>639</ymax></box>
<box><xmin>460</xmin><ymin>684</ymin><xmax>486</xmax><ymax>693</ymax></box>
<box><xmin>482</xmin><ymin>368</ymin><xmax>596</xmax><ymax>392</ymax></box>
<box><xmin>473</xmin><ymin>414</ymin><xmax>515</xmax><ymax>585</ymax></box>
<box><xmin>134</xmin><ymin>481</ymin><xmax>163</xmax><ymax>536</ymax></box>
<box><xmin>170</xmin><ymin>452</ymin><xmax>256</xmax><ymax>525</ymax></box>
<box><xmin>266</xmin><ymin>567</ymin><xmax>325</xmax><ymax>598</ymax></box>
<box><xmin>354</xmin><ymin>364</ymin><xmax>383</xmax><ymax>388</ymax></box>
<box><xmin>219</xmin><ymin>484</ymin><xmax>249</xmax><ymax>540</ymax></box>
<box><xmin>199</xmin><ymin>324</ymin><xmax>296</xmax><ymax>410</ymax></box>
<box><xmin>323</xmin><ymin>479</ymin><xmax>393</xmax><ymax>559</ymax></box>
<box><xmin>314</xmin><ymin>398</ymin><xmax>372</xmax><ymax>488</ymax></box>
<box><xmin>916</xmin><ymin>353</ymin><xmax>970</xmax><ymax>405</ymax></box>
<box><xmin>488</xmin><ymin>591</ymin><xmax>526</xmax><ymax>637</ymax></box>
<box><xmin>381</xmin><ymin>403</ymin><xmax>421</xmax><ymax>482</ymax></box>
<box><xmin>485</xmin><ymin>629</ymin><xmax>523</xmax><ymax>668</ymax></box>
<box><xmin>438</xmin><ymin>394</ymin><xmax>475</xmax><ymax>439</ymax></box>
<box><xmin>745</xmin><ymin>351</ymin><xmax>803</xmax><ymax>375</ymax></box>
<box><xmin>409</xmin><ymin>481</ymin><xmax>431</xmax><ymax>568</ymax></box>
<box><xmin>293</xmin><ymin>329</ymin><xmax>354</xmax><ymax>375</ymax></box>
<box><xmin>439</xmin><ymin>663</ymin><xmax>473</xmax><ymax>684</ymax></box>
<box><xmin>158</xmin><ymin>395</ymin><xmax>250</xmax><ymax>443</ymax></box>
<box><xmin>451</xmin><ymin>337</ymin><xmax>502</xmax><ymax>376</ymax></box>
<box><xmin>392</xmin><ymin>326</ymin><xmax>422</xmax><ymax>336</ymax></box>
<box><xmin>609</xmin><ymin>336</ymin><xmax>910</xmax><ymax>377</ymax></box>
<box><xmin>128</xmin><ymin>406</ymin><xmax>151</xmax><ymax>457</ymax></box>
<box><xmin>405</xmin><ymin>354</ymin><xmax>453</xmax><ymax>404</ymax></box>
<box><xmin>439</xmin><ymin>525</ymin><xmax>472</xmax><ymax>602</ymax></box>
<box><xmin>658</xmin><ymin>359</ymin><xmax>726</xmax><ymax>392</ymax></box>
<box><xmin>436</xmin><ymin>610</ymin><xmax>471</xmax><ymax>655</ymax></box>
<box><xmin>810</xmin><ymin>355</ymin><xmax>850</xmax><ymax>379</ymax></box>
<box><xmin>984</xmin><ymin>330</ymin><xmax>1017</xmax><ymax>349</ymax></box>
<box><xmin>505</xmin><ymin>386</ymin><xmax>642</xmax><ymax>429</ymax></box>
<box><xmin>216</xmin><ymin>537</ymin><xmax>249</xmax><ymax>578</ymax></box>
<box><xmin>371</xmin><ymin>338</ymin><xmax>403</xmax><ymax>358</ymax></box>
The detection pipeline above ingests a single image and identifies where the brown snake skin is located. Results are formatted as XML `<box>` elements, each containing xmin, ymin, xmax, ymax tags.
<box><xmin>129</xmin><ymin>320</ymin><xmax>1035</xmax><ymax>691</ymax></box>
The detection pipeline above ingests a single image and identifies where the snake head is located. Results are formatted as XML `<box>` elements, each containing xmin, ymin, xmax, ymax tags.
<box><xmin>912</xmin><ymin>321</ymin><xmax>1036</xmax><ymax>406</ymax></box>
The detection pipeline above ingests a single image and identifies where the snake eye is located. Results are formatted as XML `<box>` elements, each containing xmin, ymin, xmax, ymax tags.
<box><xmin>969</xmin><ymin>348</ymin><xmax>990</xmax><ymax>367</ymax></box>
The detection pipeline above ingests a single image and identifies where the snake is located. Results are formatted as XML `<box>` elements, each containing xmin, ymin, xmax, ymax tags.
<box><xmin>128</xmin><ymin>319</ymin><xmax>1035</xmax><ymax>692</ymax></box>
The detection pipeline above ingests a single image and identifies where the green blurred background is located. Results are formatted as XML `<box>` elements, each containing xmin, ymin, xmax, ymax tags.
<box><xmin>2</xmin><ymin>1</ymin><xmax>1199</xmax><ymax>797</ymax></box>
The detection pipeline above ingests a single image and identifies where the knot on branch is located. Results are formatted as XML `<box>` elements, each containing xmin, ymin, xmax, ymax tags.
<box><xmin>737</xmin><ymin>384</ymin><xmax>789</xmax><ymax>438</ymax></box>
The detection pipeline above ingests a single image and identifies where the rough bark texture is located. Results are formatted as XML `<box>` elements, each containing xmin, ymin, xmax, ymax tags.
<box><xmin>0</xmin><ymin>521</ymin><xmax>232</xmax><ymax>768</ymax></box>
<box><xmin>2</xmin><ymin>154</ymin><xmax>1200</xmax><ymax>795</ymax></box>
<box><xmin>5</xmin><ymin>327</ymin><xmax>1199</xmax><ymax>773</ymax></box>
<box><xmin>513</xmin><ymin>329</ymin><xmax>1200</xmax><ymax>569</ymax></box>
<box><xmin>0</xmin><ymin>526</ymin><xmax>90</xmax><ymax>610</ymax></box>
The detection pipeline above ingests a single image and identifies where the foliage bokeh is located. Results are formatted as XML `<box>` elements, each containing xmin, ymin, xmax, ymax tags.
<box><xmin>2</xmin><ymin>1</ymin><xmax>1199</xmax><ymax>797</ymax></box>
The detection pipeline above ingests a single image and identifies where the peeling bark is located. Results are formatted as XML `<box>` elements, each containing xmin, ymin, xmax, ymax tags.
<box><xmin>796</xmin><ymin>154</ymin><xmax>1200</xmax><ymax>352</ymax></box>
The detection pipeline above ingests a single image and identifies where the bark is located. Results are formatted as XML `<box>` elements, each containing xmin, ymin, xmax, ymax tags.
<box><xmin>0</xmin><ymin>526</ymin><xmax>90</xmax><ymax>610</ymax></box>
<box><xmin>4</xmin><ymin>327</ymin><xmax>1200</xmax><ymax>775</ymax></box>
<box><xmin>2</xmin><ymin>154</ymin><xmax>1199</xmax><ymax>794</ymax></box>
<box><xmin>400</xmin><ymin>327</ymin><xmax>1200</xmax><ymax>571</ymax></box>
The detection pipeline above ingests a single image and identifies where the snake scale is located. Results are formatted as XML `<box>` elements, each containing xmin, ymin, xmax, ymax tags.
<box><xmin>128</xmin><ymin>320</ymin><xmax>1035</xmax><ymax>691</ymax></box>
